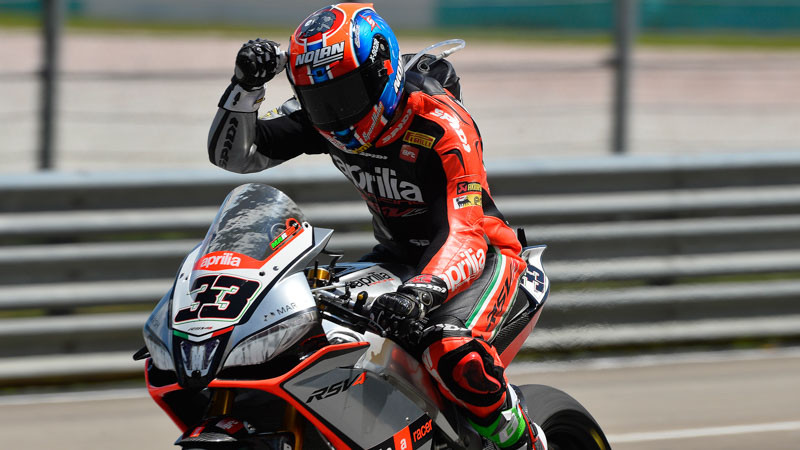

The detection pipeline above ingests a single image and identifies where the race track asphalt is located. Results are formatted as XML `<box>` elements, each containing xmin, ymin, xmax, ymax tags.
<box><xmin>1</xmin><ymin>348</ymin><xmax>798</xmax><ymax>449</ymax></box>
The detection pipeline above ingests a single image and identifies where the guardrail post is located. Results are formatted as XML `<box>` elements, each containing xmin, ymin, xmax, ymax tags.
<box><xmin>39</xmin><ymin>0</ymin><xmax>63</xmax><ymax>171</ymax></box>
<box><xmin>611</xmin><ymin>0</ymin><xmax>637</xmax><ymax>155</ymax></box>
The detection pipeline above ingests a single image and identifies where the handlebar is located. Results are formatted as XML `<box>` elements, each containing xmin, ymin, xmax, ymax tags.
<box><xmin>313</xmin><ymin>286</ymin><xmax>426</xmax><ymax>346</ymax></box>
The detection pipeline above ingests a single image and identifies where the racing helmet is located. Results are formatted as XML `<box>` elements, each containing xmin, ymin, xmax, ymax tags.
<box><xmin>288</xmin><ymin>3</ymin><xmax>405</xmax><ymax>152</ymax></box>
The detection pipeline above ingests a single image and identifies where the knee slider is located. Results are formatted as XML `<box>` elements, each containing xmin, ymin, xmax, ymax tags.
<box><xmin>431</xmin><ymin>339</ymin><xmax>507</xmax><ymax>408</ymax></box>
<box><xmin>454</xmin><ymin>351</ymin><xmax>503</xmax><ymax>395</ymax></box>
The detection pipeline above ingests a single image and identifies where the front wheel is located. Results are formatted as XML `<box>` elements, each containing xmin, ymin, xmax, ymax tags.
<box><xmin>517</xmin><ymin>384</ymin><xmax>611</xmax><ymax>450</ymax></box>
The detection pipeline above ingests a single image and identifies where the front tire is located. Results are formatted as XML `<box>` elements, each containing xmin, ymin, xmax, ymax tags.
<box><xmin>517</xmin><ymin>384</ymin><xmax>611</xmax><ymax>450</ymax></box>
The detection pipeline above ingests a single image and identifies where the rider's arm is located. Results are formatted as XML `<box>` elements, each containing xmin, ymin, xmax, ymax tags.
<box><xmin>207</xmin><ymin>94</ymin><xmax>326</xmax><ymax>173</ymax></box>
<box><xmin>207</xmin><ymin>39</ymin><xmax>327</xmax><ymax>174</ymax></box>
<box><xmin>416</xmin><ymin>110</ymin><xmax>490</xmax><ymax>303</ymax></box>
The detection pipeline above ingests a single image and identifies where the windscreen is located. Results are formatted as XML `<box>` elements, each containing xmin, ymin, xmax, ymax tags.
<box><xmin>199</xmin><ymin>184</ymin><xmax>307</xmax><ymax>261</ymax></box>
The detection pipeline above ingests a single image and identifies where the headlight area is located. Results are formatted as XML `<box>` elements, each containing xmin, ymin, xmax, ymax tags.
<box><xmin>144</xmin><ymin>329</ymin><xmax>176</xmax><ymax>372</ymax></box>
<box><xmin>180</xmin><ymin>338</ymin><xmax>221</xmax><ymax>377</ymax></box>
<box><xmin>223</xmin><ymin>310</ymin><xmax>319</xmax><ymax>368</ymax></box>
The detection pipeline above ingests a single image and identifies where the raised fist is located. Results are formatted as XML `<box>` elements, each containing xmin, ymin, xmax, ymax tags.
<box><xmin>233</xmin><ymin>39</ymin><xmax>287</xmax><ymax>90</ymax></box>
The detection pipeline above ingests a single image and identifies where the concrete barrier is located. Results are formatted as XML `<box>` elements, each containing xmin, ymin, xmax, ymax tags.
<box><xmin>2</xmin><ymin>152</ymin><xmax>800</xmax><ymax>382</ymax></box>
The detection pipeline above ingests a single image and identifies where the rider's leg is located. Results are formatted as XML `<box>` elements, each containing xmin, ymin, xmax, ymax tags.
<box><xmin>419</xmin><ymin>249</ymin><xmax>545</xmax><ymax>449</ymax></box>
<box><xmin>421</xmin><ymin>335</ymin><xmax>545</xmax><ymax>449</ymax></box>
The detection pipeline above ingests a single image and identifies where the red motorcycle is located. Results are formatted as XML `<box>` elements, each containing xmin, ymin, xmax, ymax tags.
<box><xmin>135</xmin><ymin>183</ymin><xmax>611</xmax><ymax>450</ymax></box>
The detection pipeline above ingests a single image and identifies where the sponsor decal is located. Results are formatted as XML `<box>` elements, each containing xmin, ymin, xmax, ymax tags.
<box><xmin>363</xmin><ymin>13</ymin><xmax>378</xmax><ymax>30</ymax></box>
<box><xmin>266</xmin><ymin>302</ymin><xmax>297</xmax><ymax>318</ymax></box>
<box><xmin>295</xmin><ymin>42</ymin><xmax>345</xmax><ymax>68</ymax></box>
<box><xmin>486</xmin><ymin>273</ymin><xmax>515</xmax><ymax>329</ymax></box>
<box><xmin>412</xmin><ymin>419</ymin><xmax>433</xmax><ymax>443</ymax></box>
<box><xmin>368</xmin><ymin>416</ymin><xmax>433</xmax><ymax>450</ymax></box>
<box><xmin>378</xmin><ymin>106</ymin><xmax>414</xmax><ymax>145</ymax></box>
<box><xmin>196</xmin><ymin>251</ymin><xmax>242</xmax><ymax>270</ymax></box>
<box><xmin>360</xmin><ymin>151</ymin><xmax>388</xmax><ymax>160</ymax></box>
<box><xmin>305</xmin><ymin>372</ymin><xmax>366</xmax><ymax>403</ymax></box>
<box><xmin>357</xmin><ymin>103</ymin><xmax>385</xmax><ymax>144</ymax></box>
<box><xmin>403</xmin><ymin>130</ymin><xmax>435</xmax><ymax>149</ymax></box>
<box><xmin>269</xmin><ymin>220</ymin><xmax>301</xmax><ymax>250</ymax></box>
<box><xmin>347</xmin><ymin>271</ymin><xmax>393</xmax><ymax>289</ymax></box>
<box><xmin>216</xmin><ymin>418</ymin><xmax>244</xmax><ymax>434</ymax></box>
<box><xmin>297</xmin><ymin>9</ymin><xmax>341</xmax><ymax>40</ymax></box>
<box><xmin>332</xmin><ymin>154</ymin><xmax>424</xmax><ymax>203</ymax></box>
<box><xmin>379</xmin><ymin>205</ymin><xmax>428</xmax><ymax>218</ymax></box>
<box><xmin>525</xmin><ymin>263</ymin><xmax>546</xmax><ymax>293</ymax></box>
<box><xmin>393</xmin><ymin>427</ymin><xmax>412</xmax><ymax>450</ymax></box>
<box><xmin>440</xmin><ymin>248</ymin><xmax>486</xmax><ymax>291</ymax></box>
<box><xmin>431</xmin><ymin>108</ymin><xmax>471</xmax><ymax>153</ymax></box>
<box><xmin>259</xmin><ymin>107</ymin><xmax>280</xmax><ymax>119</ymax></box>
<box><xmin>344</xmin><ymin>142</ymin><xmax>372</xmax><ymax>155</ymax></box>
<box><xmin>453</xmin><ymin>193</ymin><xmax>482</xmax><ymax>209</ymax></box>
<box><xmin>404</xmin><ymin>275</ymin><xmax>447</xmax><ymax>295</ymax></box>
<box><xmin>457</xmin><ymin>181</ymin><xmax>482</xmax><ymax>195</ymax></box>
<box><xmin>218</xmin><ymin>117</ymin><xmax>239</xmax><ymax>169</ymax></box>
<box><xmin>393</xmin><ymin>58</ymin><xmax>404</xmax><ymax>93</ymax></box>
<box><xmin>369</xmin><ymin>37</ymin><xmax>380</xmax><ymax>62</ymax></box>
<box><xmin>399</xmin><ymin>144</ymin><xmax>419</xmax><ymax>163</ymax></box>
<box><xmin>353</xmin><ymin>23</ymin><xmax>361</xmax><ymax>48</ymax></box>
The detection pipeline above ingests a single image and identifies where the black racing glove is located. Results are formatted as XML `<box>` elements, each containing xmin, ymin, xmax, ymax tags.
<box><xmin>372</xmin><ymin>275</ymin><xmax>448</xmax><ymax>339</ymax></box>
<box><xmin>233</xmin><ymin>39</ymin><xmax>287</xmax><ymax>90</ymax></box>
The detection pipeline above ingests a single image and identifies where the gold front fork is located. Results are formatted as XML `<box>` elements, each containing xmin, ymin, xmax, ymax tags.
<box><xmin>207</xmin><ymin>388</ymin><xmax>235</xmax><ymax>416</ymax></box>
<box><xmin>207</xmin><ymin>390</ymin><xmax>305</xmax><ymax>449</ymax></box>
<box><xmin>283</xmin><ymin>403</ymin><xmax>305</xmax><ymax>449</ymax></box>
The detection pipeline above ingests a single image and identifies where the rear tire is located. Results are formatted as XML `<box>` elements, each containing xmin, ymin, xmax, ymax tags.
<box><xmin>517</xmin><ymin>384</ymin><xmax>611</xmax><ymax>450</ymax></box>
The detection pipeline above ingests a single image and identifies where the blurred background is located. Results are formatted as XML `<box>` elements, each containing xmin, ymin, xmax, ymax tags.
<box><xmin>1</xmin><ymin>1</ymin><xmax>800</xmax><ymax>449</ymax></box>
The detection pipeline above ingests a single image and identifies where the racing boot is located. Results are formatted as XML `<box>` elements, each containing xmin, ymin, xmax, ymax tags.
<box><xmin>469</xmin><ymin>386</ymin><xmax>547</xmax><ymax>450</ymax></box>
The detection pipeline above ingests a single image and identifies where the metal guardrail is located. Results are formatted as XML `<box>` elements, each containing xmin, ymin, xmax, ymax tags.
<box><xmin>2</xmin><ymin>152</ymin><xmax>800</xmax><ymax>384</ymax></box>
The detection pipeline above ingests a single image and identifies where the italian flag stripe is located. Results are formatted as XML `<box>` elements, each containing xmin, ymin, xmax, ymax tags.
<box><xmin>466</xmin><ymin>247</ymin><xmax>505</xmax><ymax>329</ymax></box>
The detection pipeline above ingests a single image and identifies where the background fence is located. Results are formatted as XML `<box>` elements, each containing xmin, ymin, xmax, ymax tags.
<box><xmin>2</xmin><ymin>0</ymin><xmax>800</xmax><ymax>173</ymax></box>
<box><xmin>1</xmin><ymin>1</ymin><xmax>800</xmax><ymax>385</ymax></box>
<box><xmin>2</xmin><ymin>153</ymin><xmax>800</xmax><ymax>384</ymax></box>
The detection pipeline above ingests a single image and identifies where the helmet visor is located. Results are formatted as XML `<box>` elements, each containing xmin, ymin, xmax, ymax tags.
<box><xmin>294</xmin><ymin>59</ymin><xmax>387</xmax><ymax>131</ymax></box>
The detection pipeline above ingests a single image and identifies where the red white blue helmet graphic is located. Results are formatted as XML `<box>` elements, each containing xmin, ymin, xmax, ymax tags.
<box><xmin>288</xmin><ymin>3</ymin><xmax>405</xmax><ymax>152</ymax></box>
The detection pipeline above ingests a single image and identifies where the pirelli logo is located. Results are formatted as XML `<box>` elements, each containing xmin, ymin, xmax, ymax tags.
<box><xmin>403</xmin><ymin>131</ymin><xmax>435</xmax><ymax>149</ymax></box>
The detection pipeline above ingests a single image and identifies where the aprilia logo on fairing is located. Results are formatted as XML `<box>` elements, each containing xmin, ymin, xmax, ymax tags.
<box><xmin>305</xmin><ymin>372</ymin><xmax>366</xmax><ymax>403</ymax></box>
<box><xmin>440</xmin><ymin>248</ymin><xmax>486</xmax><ymax>291</ymax></box>
<box><xmin>295</xmin><ymin>42</ymin><xmax>345</xmax><ymax>67</ymax></box>
<box><xmin>197</xmin><ymin>252</ymin><xmax>242</xmax><ymax>269</ymax></box>
<box><xmin>332</xmin><ymin>155</ymin><xmax>423</xmax><ymax>202</ymax></box>
<box><xmin>347</xmin><ymin>271</ymin><xmax>393</xmax><ymax>288</ymax></box>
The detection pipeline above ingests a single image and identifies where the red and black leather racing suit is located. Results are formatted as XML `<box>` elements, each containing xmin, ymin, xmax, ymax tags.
<box><xmin>208</xmin><ymin>70</ymin><xmax>528</xmax><ymax>421</ymax></box>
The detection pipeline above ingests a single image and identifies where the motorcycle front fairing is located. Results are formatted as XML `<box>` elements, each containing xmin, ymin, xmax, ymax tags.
<box><xmin>143</xmin><ymin>184</ymin><xmax>334</xmax><ymax>389</ymax></box>
<box><xmin>141</xmin><ymin>183</ymin><xmax>534</xmax><ymax>449</ymax></box>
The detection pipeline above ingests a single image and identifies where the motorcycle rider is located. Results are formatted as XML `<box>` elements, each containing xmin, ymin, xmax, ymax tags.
<box><xmin>208</xmin><ymin>4</ymin><xmax>545</xmax><ymax>449</ymax></box>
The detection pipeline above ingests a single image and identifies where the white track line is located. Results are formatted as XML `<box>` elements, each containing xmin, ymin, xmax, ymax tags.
<box><xmin>0</xmin><ymin>388</ymin><xmax>147</xmax><ymax>406</ymax></box>
<box><xmin>608</xmin><ymin>421</ymin><xmax>800</xmax><ymax>443</ymax></box>
<box><xmin>507</xmin><ymin>346</ymin><xmax>800</xmax><ymax>375</ymax></box>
